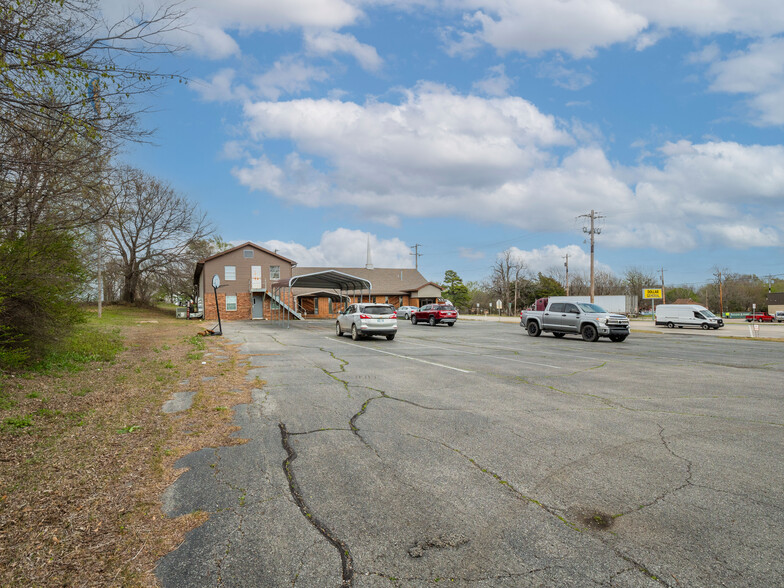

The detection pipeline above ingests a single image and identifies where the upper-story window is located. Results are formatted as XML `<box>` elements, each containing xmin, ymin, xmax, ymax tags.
<box><xmin>225</xmin><ymin>265</ymin><xmax>236</xmax><ymax>281</ymax></box>
<box><xmin>270</xmin><ymin>265</ymin><xmax>280</xmax><ymax>280</ymax></box>
<box><xmin>243</xmin><ymin>249</ymin><xmax>254</xmax><ymax>258</ymax></box>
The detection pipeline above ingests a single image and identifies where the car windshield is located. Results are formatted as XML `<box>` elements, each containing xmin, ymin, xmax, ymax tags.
<box><xmin>360</xmin><ymin>305</ymin><xmax>395</xmax><ymax>315</ymax></box>
<box><xmin>576</xmin><ymin>303</ymin><xmax>607</xmax><ymax>313</ymax></box>
<box><xmin>700</xmin><ymin>310</ymin><xmax>717</xmax><ymax>318</ymax></box>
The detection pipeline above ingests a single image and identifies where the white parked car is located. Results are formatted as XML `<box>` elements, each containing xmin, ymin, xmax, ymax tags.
<box><xmin>336</xmin><ymin>303</ymin><xmax>398</xmax><ymax>341</ymax></box>
<box><xmin>396</xmin><ymin>305</ymin><xmax>419</xmax><ymax>320</ymax></box>
<box><xmin>776</xmin><ymin>311</ymin><xmax>784</xmax><ymax>323</ymax></box>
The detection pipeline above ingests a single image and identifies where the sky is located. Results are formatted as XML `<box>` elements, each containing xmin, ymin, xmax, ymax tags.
<box><xmin>121</xmin><ymin>0</ymin><xmax>784</xmax><ymax>290</ymax></box>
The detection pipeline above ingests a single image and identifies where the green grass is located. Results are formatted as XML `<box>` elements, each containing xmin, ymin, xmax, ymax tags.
<box><xmin>31</xmin><ymin>325</ymin><xmax>124</xmax><ymax>374</ymax></box>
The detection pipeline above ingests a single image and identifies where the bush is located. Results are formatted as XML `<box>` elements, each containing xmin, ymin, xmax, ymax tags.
<box><xmin>0</xmin><ymin>230</ymin><xmax>87</xmax><ymax>368</ymax></box>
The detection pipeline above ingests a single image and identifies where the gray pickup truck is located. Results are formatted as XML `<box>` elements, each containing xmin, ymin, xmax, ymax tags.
<box><xmin>521</xmin><ymin>300</ymin><xmax>630</xmax><ymax>342</ymax></box>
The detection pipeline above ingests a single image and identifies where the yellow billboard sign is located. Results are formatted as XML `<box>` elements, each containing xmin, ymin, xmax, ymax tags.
<box><xmin>643</xmin><ymin>288</ymin><xmax>662</xmax><ymax>299</ymax></box>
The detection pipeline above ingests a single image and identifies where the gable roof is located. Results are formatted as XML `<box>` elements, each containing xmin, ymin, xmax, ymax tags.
<box><xmin>194</xmin><ymin>242</ymin><xmax>297</xmax><ymax>285</ymax></box>
<box><xmin>198</xmin><ymin>241</ymin><xmax>296</xmax><ymax>265</ymax></box>
<box><xmin>292</xmin><ymin>267</ymin><xmax>436</xmax><ymax>295</ymax></box>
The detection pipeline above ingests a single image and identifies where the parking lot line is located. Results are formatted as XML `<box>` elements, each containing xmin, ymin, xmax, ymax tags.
<box><xmin>401</xmin><ymin>339</ymin><xmax>563</xmax><ymax>369</ymax></box>
<box><xmin>327</xmin><ymin>337</ymin><xmax>474</xmax><ymax>373</ymax></box>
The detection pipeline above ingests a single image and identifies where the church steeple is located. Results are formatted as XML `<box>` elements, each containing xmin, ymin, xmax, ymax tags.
<box><xmin>365</xmin><ymin>235</ymin><xmax>374</xmax><ymax>270</ymax></box>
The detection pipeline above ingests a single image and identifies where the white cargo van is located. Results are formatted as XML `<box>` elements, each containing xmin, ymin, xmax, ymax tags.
<box><xmin>655</xmin><ymin>304</ymin><xmax>724</xmax><ymax>330</ymax></box>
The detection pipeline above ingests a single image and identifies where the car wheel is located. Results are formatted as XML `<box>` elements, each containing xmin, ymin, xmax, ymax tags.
<box><xmin>335</xmin><ymin>322</ymin><xmax>342</xmax><ymax>337</ymax></box>
<box><xmin>666</xmin><ymin>322</ymin><xmax>674</xmax><ymax>328</ymax></box>
<box><xmin>553</xmin><ymin>332</ymin><xmax>566</xmax><ymax>338</ymax></box>
<box><xmin>582</xmin><ymin>324</ymin><xmax>599</xmax><ymax>342</ymax></box>
<box><xmin>526</xmin><ymin>321</ymin><xmax>541</xmax><ymax>337</ymax></box>
<box><xmin>701</xmin><ymin>323</ymin><xmax>710</xmax><ymax>330</ymax></box>
<box><xmin>609</xmin><ymin>334</ymin><xmax>628</xmax><ymax>342</ymax></box>
<box><xmin>351</xmin><ymin>324</ymin><xmax>360</xmax><ymax>341</ymax></box>
<box><xmin>386</xmin><ymin>334</ymin><xmax>395</xmax><ymax>341</ymax></box>
<box><xmin>428</xmin><ymin>316</ymin><xmax>436</xmax><ymax>326</ymax></box>
<box><xmin>411</xmin><ymin>316</ymin><xmax>418</xmax><ymax>325</ymax></box>
<box><xmin>447</xmin><ymin>322</ymin><xmax>454</xmax><ymax>327</ymax></box>
<box><xmin>403</xmin><ymin>313</ymin><xmax>409</xmax><ymax>320</ymax></box>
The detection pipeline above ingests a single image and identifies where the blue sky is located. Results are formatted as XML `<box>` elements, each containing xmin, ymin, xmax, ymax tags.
<box><xmin>123</xmin><ymin>0</ymin><xmax>784</xmax><ymax>289</ymax></box>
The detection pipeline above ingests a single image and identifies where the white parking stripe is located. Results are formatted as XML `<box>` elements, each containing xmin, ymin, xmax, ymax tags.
<box><xmin>402</xmin><ymin>340</ymin><xmax>562</xmax><ymax>369</ymax></box>
<box><xmin>327</xmin><ymin>338</ymin><xmax>474</xmax><ymax>373</ymax></box>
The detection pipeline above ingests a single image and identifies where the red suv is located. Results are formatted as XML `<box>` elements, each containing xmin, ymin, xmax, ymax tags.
<box><xmin>411</xmin><ymin>304</ymin><xmax>458</xmax><ymax>327</ymax></box>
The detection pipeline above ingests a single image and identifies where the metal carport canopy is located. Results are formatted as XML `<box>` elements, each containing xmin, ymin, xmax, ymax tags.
<box><xmin>285</xmin><ymin>270</ymin><xmax>372</xmax><ymax>291</ymax></box>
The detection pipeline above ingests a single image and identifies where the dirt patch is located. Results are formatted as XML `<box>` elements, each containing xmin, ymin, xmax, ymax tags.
<box><xmin>0</xmin><ymin>306</ymin><xmax>257</xmax><ymax>586</ymax></box>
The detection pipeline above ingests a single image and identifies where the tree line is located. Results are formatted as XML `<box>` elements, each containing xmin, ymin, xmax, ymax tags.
<box><xmin>0</xmin><ymin>0</ymin><xmax>213</xmax><ymax>367</ymax></box>
<box><xmin>441</xmin><ymin>250</ymin><xmax>782</xmax><ymax>315</ymax></box>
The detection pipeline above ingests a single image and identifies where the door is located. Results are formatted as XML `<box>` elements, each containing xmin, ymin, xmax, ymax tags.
<box><xmin>252</xmin><ymin>294</ymin><xmax>264</xmax><ymax>319</ymax></box>
<box><xmin>543</xmin><ymin>303</ymin><xmax>564</xmax><ymax>329</ymax></box>
<box><xmin>560</xmin><ymin>303</ymin><xmax>580</xmax><ymax>332</ymax></box>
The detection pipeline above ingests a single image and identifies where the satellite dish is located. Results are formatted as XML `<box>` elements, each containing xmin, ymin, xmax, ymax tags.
<box><xmin>212</xmin><ymin>274</ymin><xmax>220</xmax><ymax>289</ymax></box>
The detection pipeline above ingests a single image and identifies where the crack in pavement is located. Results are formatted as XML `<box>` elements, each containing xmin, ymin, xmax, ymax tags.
<box><xmin>279</xmin><ymin>422</ymin><xmax>354</xmax><ymax>587</ymax></box>
<box><xmin>408</xmin><ymin>434</ymin><xmax>671</xmax><ymax>587</ymax></box>
<box><xmin>615</xmin><ymin>424</ymin><xmax>694</xmax><ymax>518</ymax></box>
<box><xmin>361</xmin><ymin>567</ymin><xmax>551</xmax><ymax>583</ymax></box>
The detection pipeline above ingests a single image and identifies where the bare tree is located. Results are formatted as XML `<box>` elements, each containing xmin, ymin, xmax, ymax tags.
<box><xmin>488</xmin><ymin>250</ymin><xmax>527</xmax><ymax>314</ymax></box>
<box><xmin>103</xmin><ymin>168</ymin><xmax>213</xmax><ymax>304</ymax></box>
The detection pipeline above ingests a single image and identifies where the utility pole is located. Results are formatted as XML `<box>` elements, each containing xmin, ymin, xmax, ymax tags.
<box><xmin>659</xmin><ymin>267</ymin><xmax>666</xmax><ymax>304</ymax></box>
<box><xmin>764</xmin><ymin>274</ymin><xmax>774</xmax><ymax>293</ymax></box>
<box><xmin>97</xmin><ymin>223</ymin><xmax>102</xmax><ymax>318</ymax></box>
<box><xmin>410</xmin><ymin>243</ymin><xmax>422</xmax><ymax>270</ymax></box>
<box><xmin>563</xmin><ymin>253</ymin><xmax>570</xmax><ymax>296</ymax></box>
<box><xmin>579</xmin><ymin>210</ymin><xmax>604</xmax><ymax>302</ymax></box>
<box><xmin>714</xmin><ymin>269</ymin><xmax>724</xmax><ymax>316</ymax></box>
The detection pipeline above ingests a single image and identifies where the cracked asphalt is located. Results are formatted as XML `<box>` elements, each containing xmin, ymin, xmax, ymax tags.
<box><xmin>156</xmin><ymin>319</ymin><xmax>784</xmax><ymax>587</ymax></box>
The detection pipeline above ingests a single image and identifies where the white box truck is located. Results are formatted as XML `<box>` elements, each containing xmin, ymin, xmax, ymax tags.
<box><xmin>654</xmin><ymin>304</ymin><xmax>724</xmax><ymax>330</ymax></box>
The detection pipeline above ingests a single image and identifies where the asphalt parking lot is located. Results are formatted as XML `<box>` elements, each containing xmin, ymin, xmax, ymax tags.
<box><xmin>157</xmin><ymin>319</ymin><xmax>784</xmax><ymax>587</ymax></box>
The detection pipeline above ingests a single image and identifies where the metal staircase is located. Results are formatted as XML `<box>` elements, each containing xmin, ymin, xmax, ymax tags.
<box><xmin>269</xmin><ymin>292</ymin><xmax>303</xmax><ymax>320</ymax></box>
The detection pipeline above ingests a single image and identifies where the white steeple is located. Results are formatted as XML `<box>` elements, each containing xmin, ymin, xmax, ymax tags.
<box><xmin>365</xmin><ymin>235</ymin><xmax>374</xmax><ymax>270</ymax></box>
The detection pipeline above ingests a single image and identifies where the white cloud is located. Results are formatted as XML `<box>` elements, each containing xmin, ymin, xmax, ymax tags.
<box><xmin>472</xmin><ymin>64</ymin><xmax>513</xmax><ymax>97</ymax></box>
<box><xmin>192</xmin><ymin>68</ymin><xmax>248</xmax><ymax>102</ymax></box>
<box><xmin>538</xmin><ymin>59</ymin><xmax>594</xmax><ymax>90</ymax></box>
<box><xmin>258</xmin><ymin>229</ymin><xmax>412</xmax><ymax>267</ymax></box>
<box><xmin>696</xmin><ymin>223</ymin><xmax>781</xmax><ymax>248</ymax></box>
<box><xmin>459</xmin><ymin>247</ymin><xmax>486</xmax><ymax>260</ymax></box>
<box><xmin>231</xmin><ymin>84</ymin><xmax>784</xmax><ymax>253</ymax></box>
<box><xmin>506</xmin><ymin>244</ymin><xmax>610</xmax><ymax>275</ymax></box>
<box><xmin>706</xmin><ymin>38</ymin><xmax>784</xmax><ymax>125</ymax></box>
<box><xmin>450</xmin><ymin>1</ymin><xmax>784</xmax><ymax>58</ymax></box>
<box><xmin>253</xmin><ymin>57</ymin><xmax>330</xmax><ymax>100</ymax></box>
<box><xmin>304</xmin><ymin>31</ymin><xmax>383</xmax><ymax>72</ymax></box>
<box><xmin>461</xmin><ymin>0</ymin><xmax>648</xmax><ymax>58</ymax></box>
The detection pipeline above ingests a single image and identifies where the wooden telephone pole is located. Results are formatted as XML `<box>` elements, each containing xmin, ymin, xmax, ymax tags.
<box><xmin>579</xmin><ymin>210</ymin><xmax>604</xmax><ymax>302</ymax></box>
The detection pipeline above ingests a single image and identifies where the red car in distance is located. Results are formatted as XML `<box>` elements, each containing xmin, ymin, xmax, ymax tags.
<box><xmin>745</xmin><ymin>312</ymin><xmax>774</xmax><ymax>322</ymax></box>
<box><xmin>411</xmin><ymin>304</ymin><xmax>458</xmax><ymax>327</ymax></box>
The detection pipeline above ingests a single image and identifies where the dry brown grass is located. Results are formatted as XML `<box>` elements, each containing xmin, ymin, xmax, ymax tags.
<box><xmin>0</xmin><ymin>305</ymin><xmax>257</xmax><ymax>586</ymax></box>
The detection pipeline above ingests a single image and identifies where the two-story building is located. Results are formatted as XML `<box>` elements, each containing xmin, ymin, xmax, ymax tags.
<box><xmin>192</xmin><ymin>242</ymin><xmax>443</xmax><ymax>321</ymax></box>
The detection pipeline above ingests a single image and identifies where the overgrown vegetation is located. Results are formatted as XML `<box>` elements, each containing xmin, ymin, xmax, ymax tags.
<box><xmin>0</xmin><ymin>305</ymin><xmax>255</xmax><ymax>586</ymax></box>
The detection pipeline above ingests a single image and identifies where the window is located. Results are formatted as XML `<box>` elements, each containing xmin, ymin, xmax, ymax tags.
<box><xmin>329</xmin><ymin>299</ymin><xmax>333</xmax><ymax>314</ymax></box>
<box><xmin>243</xmin><ymin>249</ymin><xmax>254</xmax><ymax>258</ymax></box>
<box><xmin>563</xmin><ymin>304</ymin><xmax>578</xmax><ymax>313</ymax></box>
<box><xmin>226</xmin><ymin>295</ymin><xmax>237</xmax><ymax>311</ymax></box>
<box><xmin>225</xmin><ymin>265</ymin><xmax>236</xmax><ymax>281</ymax></box>
<box><xmin>271</xmin><ymin>298</ymin><xmax>280</xmax><ymax>310</ymax></box>
<box><xmin>270</xmin><ymin>265</ymin><xmax>280</xmax><ymax>280</ymax></box>
<box><xmin>550</xmin><ymin>303</ymin><xmax>564</xmax><ymax>312</ymax></box>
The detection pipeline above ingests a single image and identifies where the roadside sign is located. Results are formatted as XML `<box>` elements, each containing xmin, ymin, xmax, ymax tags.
<box><xmin>643</xmin><ymin>288</ymin><xmax>662</xmax><ymax>299</ymax></box>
